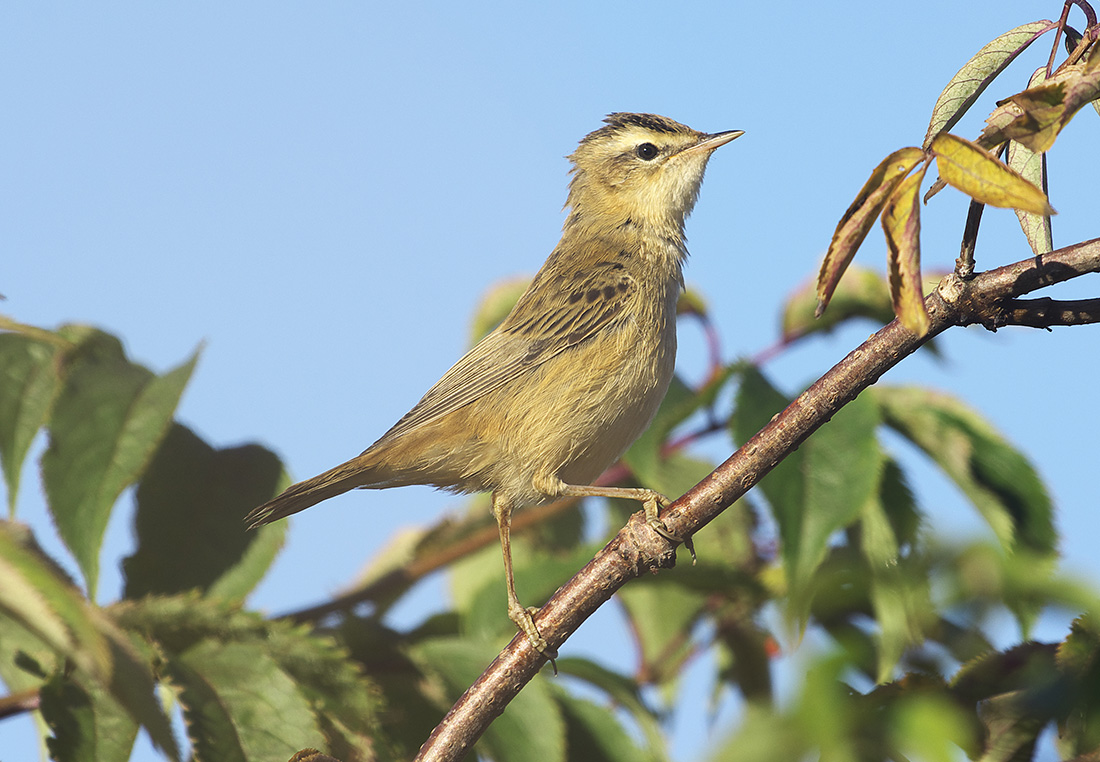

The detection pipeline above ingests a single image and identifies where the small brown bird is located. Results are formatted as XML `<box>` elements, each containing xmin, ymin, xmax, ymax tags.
<box><xmin>246</xmin><ymin>113</ymin><xmax>741</xmax><ymax>654</ymax></box>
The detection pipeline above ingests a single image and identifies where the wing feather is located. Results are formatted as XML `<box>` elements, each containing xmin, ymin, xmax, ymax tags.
<box><xmin>370</xmin><ymin>249</ymin><xmax>636</xmax><ymax>447</ymax></box>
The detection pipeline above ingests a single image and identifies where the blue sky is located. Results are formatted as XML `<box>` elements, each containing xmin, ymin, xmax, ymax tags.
<box><xmin>2</xmin><ymin>2</ymin><xmax>1098</xmax><ymax>759</ymax></box>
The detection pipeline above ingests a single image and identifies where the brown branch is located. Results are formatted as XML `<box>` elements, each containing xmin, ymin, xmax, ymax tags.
<box><xmin>412</xmin><ymin>236</ymin><xmax>1100</xmax><ymax>762</ymax></box>
<box><xmin>0</xmin><ymin>687</ymin><xmax>40</xmax><ymax>720</ymax></box>
<box><xmin>1000</xmin><ymin>297</ymin><xmax>1100</xmax><ymax>327</ymax></box>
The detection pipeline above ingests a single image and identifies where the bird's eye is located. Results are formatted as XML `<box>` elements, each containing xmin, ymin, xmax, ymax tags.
<box><xmin>635</xmin><ymin>142</ymin><xmax>659</xmax><ymax>161</ymax></box>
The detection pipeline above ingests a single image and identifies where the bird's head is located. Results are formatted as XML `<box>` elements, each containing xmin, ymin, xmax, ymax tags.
<box><xmin>565</xmin><ymin>113</ymin><xmax>742</xmax><ymax>235</ymax></box>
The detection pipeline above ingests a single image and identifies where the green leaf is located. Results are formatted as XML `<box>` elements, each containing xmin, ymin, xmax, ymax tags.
<box><xmin>263</xmin><ymin>622</ymin><xmax>386</xmax><ymax>760</ymax></box>
<box><xmin>0</xmin><ymin>522</ymin><xmax>179</xmax><ymax>759</ymax></box>
<box><xmin>554</xmin><ymin>689</ymin><xmax>659</xmax><ymax>762</ymax></box>
<box><xmin>98</xmin><ymin>625</ymin><xmax>181</xmax><ymax>761</ymax></box>
<box><xmin>1055</xmin><ymin>615</ymin><xmax>1100</xmax><ymax>758</ymax></box>
<box><xmin>861</xmin><ymin>492</ymin><xmax>933</xmax><ymax>681</ymax></box>
<box><xmin>0</xmin><ymin>606</ymin><xmax>59</xmax><ymax>695</ymax></box>
<box><xmin>40</xmin><ymin>671</ymin><xmax>139</xmax><ymax>762</ymax></box>
<box><xmin>0</xmin><ymin>333</ymin><xmax>59</xmax><ymax>514</ymax></box>
<box><xmin>459</xmin><ymin>539</ymin><xmax>595</xmax><ymax>644</ymax></box>
<box><xmin>624</xmin><ymin>366</ymin><xmax>739</xmax><ymax>491</ymax></box>
<box><xmin>554</xmin><ymin>657</ymin><xmax>666</xmax><ymax>755</ymax></box>
<box><xmin>41</xmin><ymin>330</ymin><xmax>199</xmax><ymax>595</ymax></box>
<box><xmin>0</xmin><ymin>520</ymin><xmax>111</xmax><ymax>688</ymax></box>
<box><xmin>873</xmin><ymin>385</ymin><xmax>1056</xmax><ymax>555</ymax></box>
<box><xmin>704</xmin><ymin>703</ymin><xmax>806</xmax><ymax>762</ymax></box>
<box><xmin>408</xmin><ymin>637</ymin><xmax>566</xmax><ymax>762</ymax></box>
<box><xmin>888</xmin><ymin>694</ymin><xmax>978</xmax><ymax>762</ymax></box>
<box><xmin>784</xmin><ymin>266</ymin><xmax>894</xmax><ymax>339</ymax></box>
<box><xmin>169</xmin><ymin>639</ymin><xmax>326</xmax><ymax>762</ymax></box>
<box><xmin>733</xmin><ymin>370</ymin><xmax>882</xmax><ymax>624</ymax></box>
<box><xmin>123</xmin><ymin>423</ymin><xmax>285</xmax><ymax>601</ymax></box>
<box><xmin>730</xmin><ymin>367</ymin><xmax>804</xmax><ymax>552</ymax></box>
<box><xmin>795</xmin><ymin>391</ymin><xmax>883</xmax><ymax>588</ymax></box>
<box><xmin>616</xmin><ymin>575</ymin><xmax>706</xmax><ymax>684</ymax></box>
<box><xmin>113</xmin><ymin>593</ymin><xmax>385</xmax><ymax>758</ymax></box>
<box><xmin>922</xmin><ymin>20</ymin><xmax>1054</xmax><ymax>148</ymax></box>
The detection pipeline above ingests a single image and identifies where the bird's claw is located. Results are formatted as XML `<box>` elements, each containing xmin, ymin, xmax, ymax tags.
<box><xmin>510</xmin><ymin>603</ymin><xmax>558</xmax><ymax>673</ymax></box>
<box><xmin>646</xmin><ymin>516</ymin><xmax>697</xmax><ymax>565</ymax></box>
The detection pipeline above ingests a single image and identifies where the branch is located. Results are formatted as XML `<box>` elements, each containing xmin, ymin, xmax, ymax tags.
<box><xmin>413</xmin><ymin>237</ymin><xmax>1100</xmax><ymax>762</ymax></box>
<box><xmin>0</xmin><ymin>687</ymin><xmax>40</xmax><ymax>720</ymax></box>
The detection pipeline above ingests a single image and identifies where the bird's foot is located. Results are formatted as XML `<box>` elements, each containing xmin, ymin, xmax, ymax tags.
<box><xmin>509</xmin><ymin>602</ymin><xmax>558</xmax><ymax>673</ymax></box>
<box><xmin>644</xmin><ymin>496</ymin><xmax>696</xmax><ymax>564</ymax></box>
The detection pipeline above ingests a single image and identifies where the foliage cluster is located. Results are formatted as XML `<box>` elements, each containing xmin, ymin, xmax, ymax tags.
<box><xmin>2</xmin><ymin>5</ymin><xmax>1099</xmax><ymax>761</ymax></box>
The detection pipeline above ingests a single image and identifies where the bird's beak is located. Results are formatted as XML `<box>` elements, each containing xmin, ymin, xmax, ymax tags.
<box><xmin>683</xmin><ymin>129</ymin><xmax>745</xmax><ymax>155</ymax></box>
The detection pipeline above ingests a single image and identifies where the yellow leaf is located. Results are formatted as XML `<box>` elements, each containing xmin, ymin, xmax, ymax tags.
<box><xmin>816</xmin><ymin>147</ymin><xmax>925</xmax><ymax>316</ymax></box>
<box><xmin>882</xmin><ymin>165</ymin><xmax>931</xmax><ymax>336</ymax></box>
<box><xmin>929</xmin><ymin>132</ymin><xmax>1055</xmax><ymax>215</ymax></box>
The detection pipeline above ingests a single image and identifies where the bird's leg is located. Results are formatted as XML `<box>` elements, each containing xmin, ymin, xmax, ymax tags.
<box><xmin>554</xmin><ymin>482</ymin><xmax>696</xmax><ymax>563</ymax></box>
<box><xmin>491</xmin><ymin>492</ymin><xmax>558</xmax><ymax>663</ymax></box>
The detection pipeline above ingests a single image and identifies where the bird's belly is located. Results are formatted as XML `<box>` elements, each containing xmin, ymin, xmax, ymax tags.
<box><xmin>490</xmin><ymin>319</ymin><xmax>677</xmax><ymax>500</ymax></box>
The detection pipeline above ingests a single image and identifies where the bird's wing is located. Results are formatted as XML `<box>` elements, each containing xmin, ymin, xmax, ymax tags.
<box><xmin>372</xmin><ymin>250</ymin><xmax>636</xmax><ymax>445</ymax></box>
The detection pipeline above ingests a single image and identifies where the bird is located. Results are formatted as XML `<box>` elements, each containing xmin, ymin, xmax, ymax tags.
<box><xmin>246</xmin><ymin>113</ymin><xmax>741</xmax><ymax>656</ymax></box>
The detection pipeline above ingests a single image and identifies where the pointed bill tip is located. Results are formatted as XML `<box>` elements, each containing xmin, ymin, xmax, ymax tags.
<box><xmin>684</xmin><ymin>129</ymin><xmax>745</xmax><ymax>154</ymax></box>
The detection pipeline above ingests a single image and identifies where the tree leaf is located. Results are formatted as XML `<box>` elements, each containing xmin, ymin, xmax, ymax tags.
<box><xmin>408</xmin><ymin>637</ymin><xmax>565</xmax><ymax>762</ymax></box>
<box><xmin>0</xmin><ymin>521</ymin><xmax>111</xmax><ymax>685</ymax></box>
<box><xmin>980</xmin><ymin>45</ymin><xmax>1100</xmax><ymax>154</ymax></box>
<box><xmin>730</xmin><ymin>367</ymin><xmax>804</xmax><ymax>555</ymax></box>
<box><xmin>872</xmin><ymin>386</ymin><xmax>1055</xmax><ymax>555</ymax></box>
<box><xmin>123</xmin><ymin>423</ymin><xmax>285</xmax><ymax>601</ymax></box>
<box><xmin>922</xmin><ymin>20</ymin><xmax>1055</xmax><ymax>148</ymax></box>
<box><xmin>169</xmin><ymin>639</ymin><xmax>326</xmax><ymax>762</ymax></box>
<box><xmin>794</xmin><ymin>391</ymin><xmax>882</xmax><ymax>588</ymax></box>
<box><xmin>782</xmin><ymin>268</ymin><xmax>945</xmax><ymax>355</ymax></box>
<box><xmin>732</xmin><ymin>370</ymin><xmax>882</xmax><ymax>619</ymax></box>
<box><xmin>554</xmin><ymin>689</ymin><xmax>659</xmax><ymax>762</ymax></box>
<box><xmin>40</xmin><ymin>671</ymin><xmax>139</xmax><ymax>762</ymax></box>
<box><xmin>929</xmin><ymin>132</ymin><xmax>1054</xmax><ymax>215</ymax></box>
<box><xmin>1055</xmin><ymin>615</ymin><xmax>1100</xmax><ymax>758</ymax></box>
<box><xmin>1007</xmin><ymin>69</ymin><xmax>1053</xmax><ymax>256</ymax></box>
<box><xmin>860</xmin><ymin>482</ymin><xmax>933</xmax><ymax>682</ymax></box>
<box><xmin>882</xmin><ymin>165</ymin><xmax>931</xmax><ymax>336</ymax></box>
<box><xmin>0</xmin><ymin>333</ymin><xmax>59</xmax><ymax>514</ymax></box>
<box><xmin>554</xmin><ymin>657</ymin><xmax>666</xmax><ymax>756</ymax></box>
<box><xmin>41</xmin><ymin>330</ymin><xmax>199</xmax><ymax>595</ymax></box>
<box><xmin>0</xmin><ymin>522</ymin><xmax>179</xmax><ymax>759</ymax></box>
<box><xmin>617</xmin><ymin>575</ymin><xmax>707</xmax><ymax>683</ymax></box>
<box><xmin>785</xmin><ymin>266</ymin><xmax>894</xmax><ymax>339</ymax></box>
<box><xmin>115</xmin><ymin>592</ymin><xmax>387</xmax><ymax>758</ymax></box>
<box><xmin>817</xmin><ymin>148</ymin><xmax>926</xmax><ymax>315</ymax></box>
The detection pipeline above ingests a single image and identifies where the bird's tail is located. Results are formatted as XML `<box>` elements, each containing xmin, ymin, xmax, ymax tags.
<box><xmin>244</xmin><ymin>454</ymin><xmax>383</xmax><ymax>529</ymax></box>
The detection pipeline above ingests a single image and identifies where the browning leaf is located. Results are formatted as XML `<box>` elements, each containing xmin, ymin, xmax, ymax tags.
<box><xmin>816</xmin><ymin>147</ymin><xmax>925</xmax><ymax>316</ymax></box>
<box><xmin>882</xmin><ymin>166</ymin><xmax>931</xmax><ymax>336</ymax></box>
<box><xmin>980</xmin><ymin>44</ymin><xmax>1100</xmax><ymax>153</ymax></box>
